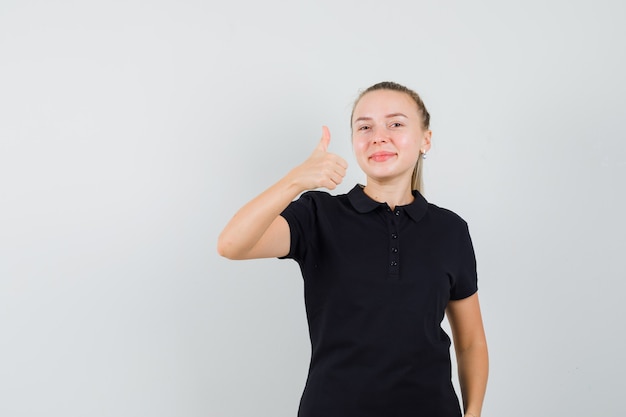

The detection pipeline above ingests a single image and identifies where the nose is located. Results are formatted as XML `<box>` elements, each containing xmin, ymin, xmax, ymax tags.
<box><xmin>372</xmin><ymin>127</ymin><xmax>389</xmax><ymax>144</ymax></box>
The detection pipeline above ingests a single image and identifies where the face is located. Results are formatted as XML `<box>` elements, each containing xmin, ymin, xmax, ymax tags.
<box><xmin>351</xmin><ymin>89</ymin><xmax>431</xmax><ymax>185</ymax></box>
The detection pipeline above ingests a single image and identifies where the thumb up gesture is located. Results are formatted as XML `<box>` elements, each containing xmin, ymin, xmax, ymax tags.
<box><xmin>289</xmin><ymin>126</ymin><xmax>348</xmax><ymax>191</ymax></box>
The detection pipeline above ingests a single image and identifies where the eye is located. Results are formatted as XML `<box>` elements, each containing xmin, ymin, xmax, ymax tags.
<box><xmin>358</xmin><ymin>125</ymin><xmax>370</xmax><ymax>131</ymax></box>
<box><xmin>390</xmin><ymin>122</ymin><xmax>403</xmax><ymax>128</ymax></box>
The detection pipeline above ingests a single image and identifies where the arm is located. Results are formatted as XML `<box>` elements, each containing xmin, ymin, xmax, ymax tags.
<box><xmin>446</xmin><ymin>292</ymin><xmax>489</xmax><ymax>417</ymax></box>
<box><xmin>217</xmin><ymin>126</ymin><xmax>348</xmax><ymax>260</ymax></box>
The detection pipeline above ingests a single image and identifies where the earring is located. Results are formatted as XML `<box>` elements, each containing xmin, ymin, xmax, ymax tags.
<box><xmin>421</xmin><ymin>150</ymin><xmax>427</xmax><ymax>159</ymax></box>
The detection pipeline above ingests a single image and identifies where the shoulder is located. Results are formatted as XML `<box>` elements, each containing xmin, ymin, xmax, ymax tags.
<box><xmin>294</xmin><ymin>189</ymin><xmax>349</xmax><ymax>208</ymax></box>
<box><xmin>424</xmin><ymin>203</ymin><xmax>476</xmax><ymax>265</ymax></box>
<box><xmin>423</xmin><ymin>202</ymin><xmax>471</xmax><ymax>240</ymax></box>
<box><xmin>298</xmin><ymin>190</ymin><xmax>333</xmax><ymax>200</ymax></box>
<box><xmin>426</xmin><ymin>202</ymin><xmax>468</xmax><ymax>227</ymax></box>
<box><xmin>282</xmin><ymin>190</ymin><xmax>349</xmax><ymax>221</ymax></box>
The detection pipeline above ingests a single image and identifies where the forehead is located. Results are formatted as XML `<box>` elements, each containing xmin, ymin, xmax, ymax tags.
<box><xmin>353</xmin><ymin>89</ymin><xmax>418</xmax><ymax>120</ymax></box>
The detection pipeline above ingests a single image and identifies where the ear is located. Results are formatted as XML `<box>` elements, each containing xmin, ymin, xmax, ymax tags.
<box><xmin>421</xmin><ymin>130</ymin><xmax>432</xmax><ymax>153</ymax></box>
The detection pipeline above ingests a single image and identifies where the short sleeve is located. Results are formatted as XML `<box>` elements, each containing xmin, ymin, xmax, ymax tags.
<box><xmin>449</xmin><ymin>221</ymin><xmax>478</xmax><ymax>300</ymax></box>
<box><xmin>278</xmin><ymin>191</ymin><xmax>320</xmax><ymax>263</ymax></box>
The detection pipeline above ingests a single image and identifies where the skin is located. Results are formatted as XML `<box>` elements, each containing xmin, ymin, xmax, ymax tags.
<box><xmin>216</xmin><ymin>124</ymin><xmax>346</xmax><ymax>260</ymax></box>
<box><xmin>217</xmin><ymin>89</ymin><xmax>488</xmax><ymax>416</ymax></box>
<box><xmin>351</xmin><ymin>89</ymin><xmax>431</xmax><ymax>209</ymax></box>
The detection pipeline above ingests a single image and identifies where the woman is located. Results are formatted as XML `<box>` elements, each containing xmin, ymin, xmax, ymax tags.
<box><xmin>218</xmin><ymin>81</ymin><xmax>488</xmax><ymax>417</ymax></box>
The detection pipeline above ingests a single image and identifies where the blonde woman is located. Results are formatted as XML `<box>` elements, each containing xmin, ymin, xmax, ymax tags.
<box><xmin>218</xmin><ymin>81</ymin><xmax>488</xmax><ymax>417</ymax></box>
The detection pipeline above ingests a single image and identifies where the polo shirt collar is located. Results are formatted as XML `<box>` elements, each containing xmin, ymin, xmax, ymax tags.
<box><xmin>347</xmin><ymin>184</ymin><xmax>428</xmax><ymax>223</ymax></box>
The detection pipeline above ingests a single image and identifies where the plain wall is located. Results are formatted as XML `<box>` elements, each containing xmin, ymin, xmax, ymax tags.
<box><xmin>1</xmin><ymin>0</ymin><xmax>625</xmax><ymax>415</ymax></box>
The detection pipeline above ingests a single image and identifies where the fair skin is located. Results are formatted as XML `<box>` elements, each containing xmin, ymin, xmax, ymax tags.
<box><xmin>447</xmin><ymin>293</ymin><xmax>489</xmax><ymax>417</ymax></box>
<box><xmin>351</xmin><ymin>89</ymin><xmax>431</xmax><ymax>209</ymax></box>
<box><xmin>216</xmin><ymin>124</ymin><xmax>346</xmax><ymax>260</ymax></box>
<box><xmin>217</xmin><ymin>89</ymin><xmax>488</xmax><ymax>416</ymax></box>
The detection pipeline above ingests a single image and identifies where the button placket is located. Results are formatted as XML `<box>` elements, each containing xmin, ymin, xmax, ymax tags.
<box><xmin>388</xmin><ymin>208</ymin><xmax>400</xmax><ymax>276</ymax></box>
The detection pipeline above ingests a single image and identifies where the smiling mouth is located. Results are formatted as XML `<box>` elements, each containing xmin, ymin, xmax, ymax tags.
<box><xmin>369</xmin><ymin>152</ymin><xmax>396</xmax><ymax>162</ymax></box>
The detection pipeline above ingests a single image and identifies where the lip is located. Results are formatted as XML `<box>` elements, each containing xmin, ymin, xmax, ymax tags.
<box><xmin>369</xmin><ymin>151</ymin><xmax>397</xmax><ymax>162</ymax></box>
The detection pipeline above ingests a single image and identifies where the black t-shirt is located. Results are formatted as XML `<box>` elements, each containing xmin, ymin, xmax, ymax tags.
<box><xmin>280</xmin><ymin>185</ymin><xmax>478</xmax><ymax>417</ymax></box>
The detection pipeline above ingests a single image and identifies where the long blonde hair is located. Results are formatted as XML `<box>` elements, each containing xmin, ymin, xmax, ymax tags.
<box><xmin>351</xmin><ymin>81</ymin><xmax>430</xmax><ymax>193</ymax></box>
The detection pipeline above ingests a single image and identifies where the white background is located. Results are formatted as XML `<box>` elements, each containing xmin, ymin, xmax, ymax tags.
<box><xmin>1</xmin><ymin>0</ymin><xmax>625</xmax><ymax>416</ymax></box>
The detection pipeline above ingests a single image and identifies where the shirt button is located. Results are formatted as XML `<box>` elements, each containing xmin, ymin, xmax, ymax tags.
<box><xmin>391</xmin><ymin>233</ymin><xmax>398</xmax><ymax>239</ymax></box>
<box><xmin>390</xmin><ymin>261</ymin><xmax>398</xmax><ymax>266</ymax></box>
<box><xmin>391</xmin><ymin>247</ymin><xmax>398</xmax><ymax>253</ymax></box>
<box><xmin>395</xmin><ymin>210</ymin><xmax>400</xmax><ymax>216</ymax></box>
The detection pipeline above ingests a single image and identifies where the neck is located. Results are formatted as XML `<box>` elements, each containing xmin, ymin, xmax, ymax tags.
<box><xmin>362</xmin><ymin>181</ymin><xmax>414</xmax><ymax>210</ymax></box>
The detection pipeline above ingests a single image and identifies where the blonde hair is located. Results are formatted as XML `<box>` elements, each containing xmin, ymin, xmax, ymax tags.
<box><xmin>351</xmin><ymin>81</ymin><xmax>430</xmax><ymax>193</ymax></box>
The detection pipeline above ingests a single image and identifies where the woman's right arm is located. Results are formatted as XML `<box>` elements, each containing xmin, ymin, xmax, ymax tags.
<box><xmin>217</xmin><ymin>127</ymin><xmax>347</xmax><ymax>260</ymax></box>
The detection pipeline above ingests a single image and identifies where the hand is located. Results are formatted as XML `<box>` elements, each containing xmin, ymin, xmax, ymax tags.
<box><xmin>289</xmin><ymin>126</ymin><xmax>348</xmax><ymax>191</ymax></box>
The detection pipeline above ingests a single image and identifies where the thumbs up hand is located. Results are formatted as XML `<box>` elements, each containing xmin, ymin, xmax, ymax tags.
<box><xmin>288</xmin><ymin>126</ymin><xmax>348</xmax><ymax>191</ymax></box>
<box><xmin>317</xmin><ymin>125</ymin><xmax>332</xmax><ymax>152</ymax></box>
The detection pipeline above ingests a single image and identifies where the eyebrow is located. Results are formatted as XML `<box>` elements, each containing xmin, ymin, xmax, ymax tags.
<box><xmin>353</xmin><ymin>113</ymin><xmax>409</xmax><ymax>123</ymax></box>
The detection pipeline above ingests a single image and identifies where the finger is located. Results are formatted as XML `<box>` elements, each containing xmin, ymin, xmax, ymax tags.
<box><xmin>328</xmin><ymin>155</ymin><xmax>348</xmax><ymax>171</ymax></box>
<box><xmin>329</xmin><ymin>172</ymin><xmax>343</xmax><ymax>185</ymax></box>
<box><xmin>334</xmin><ymin>165</ymin><xmax>347</xmax><ymax>178</ymax></box>
<box><xmin>316</xmin><ymin>125</ymin><xmax>331</xmax><ymax>152</ymax></box>
<box><xmin>325</xmin><ymin>175</ymin><xmax>340</xmax><ymax>189</ymax></box>
<box><xmin>336</xmin><ymin>156</ymin><xmax>348</xmax><ymax>169</ymax></box>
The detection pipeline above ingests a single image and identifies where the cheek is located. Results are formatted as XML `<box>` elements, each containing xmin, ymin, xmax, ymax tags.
<box><xmin>352</xmin><ymin>138</ymin><xmax>365</xmax><ymax>158</ymax></box>
<box><xmin>352</xmin><ymin>137</ymin><xmax>368</xmax><ymax>157</ymax></box>
<box><xmin>398</xmin><ymin>134</ymin><xmax>421</xmax><ymax>152</ymax></box>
